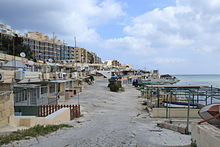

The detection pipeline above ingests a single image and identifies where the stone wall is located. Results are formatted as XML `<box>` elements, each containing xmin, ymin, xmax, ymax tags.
<box><xmin>0</xmin><ymin>69</ymin><xmax>14</xmax><ymax>83</ymax></box>
<box><xmin>0</xmin><ymin>83</ymin><xmax>13</xmax><ymax>91</ymax></box>
<box><xmin>0</xmin><ymin>91</ymin><xmax>14</xmax><ymax>126</ymax></box>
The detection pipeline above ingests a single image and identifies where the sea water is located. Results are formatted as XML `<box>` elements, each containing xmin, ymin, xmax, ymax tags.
<box><xmin>175</xmin><ymin>75</ymin><xmax>220</xmax><ymax>88</ymax></box>
<box><xmin>174</xmin><ymin>75</ymin><xmax>220</xmax><ymax>104</ymax></box>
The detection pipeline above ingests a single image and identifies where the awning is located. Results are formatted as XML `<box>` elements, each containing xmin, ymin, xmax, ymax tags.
<box><xmin>49</xmin><ymin>79</ymin><xmax>72</xmax><ymax>83</ymax></box>
<box><xmin>14</xmin><ymin>84</ymin><xmax>41</xmax><ymax>88</ymax></box>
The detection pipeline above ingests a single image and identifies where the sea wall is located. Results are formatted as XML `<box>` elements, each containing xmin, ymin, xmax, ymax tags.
<box><xmin>191</xmin><ymin>123</ymin><xmax>220</xmax><ymax>147</ymax></box>
<box><xmin>152</xmin><ymin>108</ymin><xmax>200</xmax><ymax>118</ymax></box>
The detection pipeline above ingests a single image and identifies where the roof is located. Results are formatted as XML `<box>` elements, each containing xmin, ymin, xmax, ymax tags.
<box><xmin>14</xmin><ymin>84</ymin><xmax>41</xmax><ymax>88</ymax></box>
<box><xmin>49</xmin><ymin>79</ymin><xmax>72</xmax><ymax>83</ymax></box>
<box><xmin>3</xmin><ymin>60</ymin><xmax>27</xmax><ymax>68</ymax></box>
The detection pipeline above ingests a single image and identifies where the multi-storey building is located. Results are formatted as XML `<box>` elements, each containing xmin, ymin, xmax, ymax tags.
<box><xmin>23</xmin><ymin>32</ymin><xmax>75</xmax><ymax>62</ymax></box>
<box><xmin>90</xmin><ymin>52</ymin><xmax>102</xmax><ymax>64</ymax></box>
<box><xmin>0</xmin><ymin>23</ymin><xmax>103</xmax><ymax>63</ymax></box>
<box><xmin>74</xmin><ymin>48</ymin><xmax>102</xmax><ymax>64</ymax></box>
<box><xmin>87</xmin><ymin>51</ymin><xmax>95</xmax><ymax>64</ymax></box>
<box><xmin>73</xmin><ymin>47</ymin><xmax>88</xmax><ymax>63</ymax></box>
<box><xmin>0</xmin><ymin>23</ymin><xmax>18</xmax><ymax>35</ymax></box>
<box><xmin>23</xmin><ymin>32</ymin><xmax>62</xmax><ymax>61</ymax></box>
<box><xmin>60</xmin><ymin>46</ymin><xmax>74</xmax><ymax>61</ymax></box>
<box><xmin>96</xmin><ymin>57</ymin><xmax>102</xmax><ymax>64</ymax></box>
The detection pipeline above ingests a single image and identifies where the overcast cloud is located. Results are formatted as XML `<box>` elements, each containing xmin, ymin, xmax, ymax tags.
<box><xmin>1</xmin><ymin>0</ymin><xmax>220</xmax><ymax>74</ymax></box>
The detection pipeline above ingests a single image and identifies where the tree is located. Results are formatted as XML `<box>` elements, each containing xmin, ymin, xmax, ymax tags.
<box><xmin>0</xmin><ymin>34</ymin><xmax>33</xmax><ymax>59</ymax></box>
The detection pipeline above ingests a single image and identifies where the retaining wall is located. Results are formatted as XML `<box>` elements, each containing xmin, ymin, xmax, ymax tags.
<box><xmin>191</xmin><ymin>123</ymin><xmax>220</xmax><ymax>147</ymax></box>
<box><xmin>11</xmin><ymin>108</ymin><xmax>70</xmax><ymax>127</ymax></box>
<box><xmin>152</xmin><ymin>108</ymin><xmax>200</xmax><ymax>118</ymax></box>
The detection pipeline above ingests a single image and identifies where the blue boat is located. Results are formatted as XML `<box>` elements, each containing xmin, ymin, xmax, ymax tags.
<box><xmin>162</xmin><ymin>100</ymin><xmax>198</xmax><ymax>107</ymax></box>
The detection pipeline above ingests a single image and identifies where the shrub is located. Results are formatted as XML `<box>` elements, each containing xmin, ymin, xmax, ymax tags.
<box><xmin>109</xmin><ymin>81</ymin><xmax>123</xmax><ymax>92</ymax></box>
<box><xmin>109</xmin><ymin>83</ymin><xmax>120</xmax><ymax>92</ymax></box>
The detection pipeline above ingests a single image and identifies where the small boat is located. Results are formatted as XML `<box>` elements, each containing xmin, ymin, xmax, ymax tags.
<box><xmin>162</xmin><ymin>100</ymin><xmax>198</xmax><ymax>108</ymax></box>
<box><xmin>198</xmin><ymin>104</ymin><xmax>220</xmax><ymax>125</ymax></box>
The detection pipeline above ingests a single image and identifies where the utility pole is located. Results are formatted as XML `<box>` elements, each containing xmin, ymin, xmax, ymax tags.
<box><xmin>52</xmin><ymin>32</ymin><xmax>55</xmax><ymax>61</ymax></box>
<box><xmin>13</xmin><ymin>37</ymin><xmax>15</xmax><ymax>70</ymax></box>
<box><xmin>74</xmin><ymin>36</ymin><xmax>76</xmax><ymax>47</ymax></box>
<box><xmin>0</xmin><ymin>33</ymin><xmax>2</xmax><ymax>49</ymax></box>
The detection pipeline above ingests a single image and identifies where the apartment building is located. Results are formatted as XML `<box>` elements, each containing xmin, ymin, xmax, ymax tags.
<box><xmin>0</xmin><ymin>23</ymin><xmax>103</xmax><ymax>63</ymax></box>
<box><xmin>23</xmin><ymin>32</ymin><xmax>62</xmax><ymax>61</ymax></box>
<box><xmin>87</xmin><ymin>51</ymin><xmax>94</xmax><ymax>64</ymax></box>
<box><xmin>73</xmin><ymin>47</ymin><xmax>88</xmax><ymax>63</ymax></box>
<box><xmin>0</xmin><ymin>23</ymin><xmax>18</xmax><ymax>35</ymax></box>
<box><xmin>60</xmin><ymin>46</ymin><xmax>74</xmax><ymax>61</ymax></box>
<box><xmin>90</xmin><ymin>52</ymin><xmax>102</xmax><ymax>64</ymax></box>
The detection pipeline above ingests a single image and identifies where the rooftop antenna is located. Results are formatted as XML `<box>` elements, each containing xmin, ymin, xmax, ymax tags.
<box><xmin>74</xmin><ymin>36</ymin><xmax>76</xmax><ymax>47</ymax></box>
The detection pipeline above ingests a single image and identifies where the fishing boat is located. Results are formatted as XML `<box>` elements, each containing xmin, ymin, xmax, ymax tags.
<box><xmin>141</xmin><ymin>73</ymin><xmax>180</xmax><ymax>86</ymax></box>
<box><xmin>162</xmin><ymin>100</ymin><xmax>198</xmax><ymax>108</ymax></box>
<box><xmin>198</xmin><ymin>104</ymin><xmax>220</xmax><ymax>125</ymax></box>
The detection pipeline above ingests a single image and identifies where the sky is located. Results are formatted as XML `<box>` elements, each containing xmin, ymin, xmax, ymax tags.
<box><xmin>0</xmin><ymin>0</ymin><xmax>220</xmax><ymax>74</ymax></box>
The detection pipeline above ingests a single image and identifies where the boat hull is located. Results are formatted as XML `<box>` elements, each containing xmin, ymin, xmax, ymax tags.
<box><xmin>162</xmin><ymin>100</ymin><xmax>198</xmax><ymax>108</ymax></box>
<box><xmin>198</xmin><ymin>104</ymin><xmax>220</xmax><ymax>125</ymax></box>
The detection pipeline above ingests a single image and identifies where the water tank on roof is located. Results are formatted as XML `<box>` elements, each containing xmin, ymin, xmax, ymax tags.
<box><xmin>15</xmin><ymin>71</ymin><xmax>24</xmax><ymax>80</ymax></box>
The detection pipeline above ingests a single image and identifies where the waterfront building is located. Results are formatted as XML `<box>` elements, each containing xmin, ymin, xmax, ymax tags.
<box><xmin>0</xmin><ymin>23</ymin><xmax>18</xmax><ymax>35</ymax></box>
<box><xmin>87</xmin><ymin>51</ymin><xmax>94</xmax><ymax>64</ymax></box>
<box><xmin>0</xmin><ymin>23</ymin><xmax>101</xmax><ymax>63</ymax></box>
<box><xmin>60</xmin><ymin>46</ymin><xmax>74</xmax><ymax>61</ymax></box>
<box><xmin>23</xmin><ymin>32</ymin><xmax>62</xmax><ymax>61</ymax></box>
<box><xmin>90</xmin><ymin>52</ymin><xmax>102</xmax><ymax>64</ymax></box>
<box><xmin>73</xmin><ymin>47</ymin><xmax>88</xmax><ymax>63</ymax></box>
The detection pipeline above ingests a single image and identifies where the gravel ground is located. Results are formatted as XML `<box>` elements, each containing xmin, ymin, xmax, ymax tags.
<box><xmin>3</xmin><ymin>78</ymin><xmax>191</xmax><ymax>147</ymax></box>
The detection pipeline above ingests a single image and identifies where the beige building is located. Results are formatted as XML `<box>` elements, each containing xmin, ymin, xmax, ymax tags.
<box><xmin>73</xmin><ymin>47</ymin><xmax>88</xmax><ymax>63</ymax></box>
<box><xmin>23</xmin><ymin>32</ymin><xmax>63</xmax><ymax>45</ymax></box>
<box><xmin>90</xmin><ymin>52</ymin><xmax>102</xmax><ymax>64</ymax></box>
<box><xmin>104</xmin><ymin>60</ymin><xmax>121</xmax><ymax>67</ymax></box>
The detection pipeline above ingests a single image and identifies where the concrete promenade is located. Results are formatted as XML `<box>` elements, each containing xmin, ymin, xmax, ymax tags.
<box><xmin>3</xmin><ymin>79</ymin><xmax>191</xmax><ymax>147</ymax></box>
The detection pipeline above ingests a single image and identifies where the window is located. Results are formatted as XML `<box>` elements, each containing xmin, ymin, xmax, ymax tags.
<box><xmin>49</xmin><ymin>83</ymin><xmax>56</xmax><ymax>93</ymax></box>
<box><xmin>41</xmin><ymin>86</ymin><xmax>47</xmax><ymax>94</ymax></box>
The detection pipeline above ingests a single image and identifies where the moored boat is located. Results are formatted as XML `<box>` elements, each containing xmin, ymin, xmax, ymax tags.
<box><xmin>162</xmin><ymin>100</ymin><xmax>198</xmax><ymax>108</ymax></box>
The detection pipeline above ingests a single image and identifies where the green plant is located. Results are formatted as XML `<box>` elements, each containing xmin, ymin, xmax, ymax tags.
<box><xmin>0</xmin><ymin>34</ymin><xmax>33</xmax><ymax>59</ymax></box>
<box><xmin>142</xmin><ymin>101</ymin><xmax>148</xmax><ymax>105</ymax></box>
<box><xmin>0</xmin><ymin>124</ymin><xmax>72</xmax><ymax>145</ymax></box>
<box><xmin>109</xmin><ymin>83</ymin><xmax>120</xmax><ymax>92</ymax></box>
<box><xmin>109</xmin><ymin>81</ymin><xmax>123</xmax><ymax>92</ymax></box>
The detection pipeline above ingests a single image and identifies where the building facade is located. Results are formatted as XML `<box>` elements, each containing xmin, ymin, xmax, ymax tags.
<box><xmin>104</xmin><ymin>60</ymin><xmax>121</xmax><ymax>67</ymax></box>
<box><xmin>0</xmin><ymin>23</ymin><xmax>18</xmax><ymax>35</ymax></box>
<box><xmin>73</xmin><ymin>47</ymin><xmax>88</xmax><ymax>63</ymax></box>
<box><xmin>0</xmin><ymin>23</ymin><xmax>102</xmax><ymax>63</ymax></box>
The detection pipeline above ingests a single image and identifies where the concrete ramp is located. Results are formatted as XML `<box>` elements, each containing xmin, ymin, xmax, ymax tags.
<box><xmin>96</xmin><ymin>71</ymin><xmax>112</xmax><ymax>79</ymax></box>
